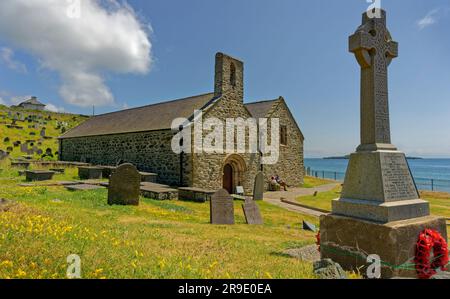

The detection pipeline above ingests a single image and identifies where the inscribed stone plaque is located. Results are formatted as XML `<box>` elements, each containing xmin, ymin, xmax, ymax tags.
<box><xmin>242</xmin><ymin>199</ymin><xmax>263</xmax><ymax>225</ymax></box>
<box><xmin>380</xmin><ymin>152</ymin><xmax>419</xmax><ymax>201</ymax></box>
<box><xmin>210</xmin><ymin>189</ymin><xmax>234</xmax><ymax>225</ymax></box>
<box><xmin>253</xmin><ymin>172</ymin><xmax>265</xmax><ymax>201</ymax></box>
<box><xmin>107</xmin><ymin>163</ymin><xmax>140</xmax><ymax>206</ymax></box>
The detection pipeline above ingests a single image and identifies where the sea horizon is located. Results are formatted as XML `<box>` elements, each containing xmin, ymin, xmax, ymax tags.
<box><xmin>305</xmin><ymin>157</ymin><xmax>450</xmax><ymax>192</ymax></box>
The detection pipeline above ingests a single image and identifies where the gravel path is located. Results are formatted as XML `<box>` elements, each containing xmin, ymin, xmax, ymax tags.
<box><xmin>263</xmin><ymin>183</ymin><xmax>339</xmax><ymax>217</ymax></box>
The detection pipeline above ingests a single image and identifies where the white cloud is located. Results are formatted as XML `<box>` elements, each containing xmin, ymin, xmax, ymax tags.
<box><xmin>0</xmin><ymin>0</ymin><xmax>152</xmax><ymax>108</ymax></box>
<box><xmin>0</xmin><ymin>47</ymin><xmax>27</xmax><ymax>73</ymax></box>
<box><xmin>0</xmin><ymin>97</ymin><xmax>6</xmax><ymax>105</ymax></box>
<box><xmin>417</xmin><ymin>7</ymin><xmax>449</xmax><ymax>30</ymax></box>
<box><xmin>45</xmin><ymin>103</ymin><xmax>65</xmax><ymax>113</ymax></box>
<box><xmin>9</xmin><ymin>95</ymin><xmax>31</xmax><ymax>106</ymax></box>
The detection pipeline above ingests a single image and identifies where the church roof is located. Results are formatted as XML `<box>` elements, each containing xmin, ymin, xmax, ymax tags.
<box><xmin>61</xmin><ymin>94</ymin><xmax>297</xmax><ymax>139</ymax></box>
<box><xmin>60</xmin><ymin>93</ymin><xmax>215</xmax><ymax>139</ymax></box>
<box><xmin>19</xmin><ymin>97</ymin><xmax>46</xmax><ymax>107</ymax></box>
<box><xmin>244</xmin><ymin>99</ymin><xmax>278</xmax><ymax>119</ymax></box>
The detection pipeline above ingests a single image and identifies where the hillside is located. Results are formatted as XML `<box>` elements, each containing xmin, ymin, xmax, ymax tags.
<box><xmin>0</xmin><ymin>105</ymin><xmax>88</xmax><ymax>160</ymax></box>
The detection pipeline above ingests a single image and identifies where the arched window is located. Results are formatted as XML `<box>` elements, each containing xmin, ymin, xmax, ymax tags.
<box><xmin>230</xmin><ymin>63</ymin><xmax>236</xmax><ymax>87</ymax></box>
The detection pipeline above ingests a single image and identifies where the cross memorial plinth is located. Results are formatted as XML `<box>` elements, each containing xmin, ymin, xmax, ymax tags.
<box><xmin>319</xmin><ymin>9</ymin><xmax>447</xmax><ymax>279</ymax></box>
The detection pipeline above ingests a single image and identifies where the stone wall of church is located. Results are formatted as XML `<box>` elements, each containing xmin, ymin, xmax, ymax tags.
<box><xmin>191</xmin><ymin>91</ymin><xmax>260</xmax><ymax>194</ymax></box>
<box><xmin>263</xmin><ymin>100</ymin><xmax>304</xmax><ymax>187</ymax></box>
<box><xmin>59</xmin><ymin>130</ymin><xmax>193</xmax><ymax>186</ymax></box>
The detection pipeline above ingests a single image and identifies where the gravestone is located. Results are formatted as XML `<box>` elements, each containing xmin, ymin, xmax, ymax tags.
<box><xmin>40</xmin><ymin>128</ymin><xmax>46</xmax><ymax>137</ymax></box>
<box><xmin>66</xmin><ymin>184</ymin><xmax>104</xmax><ymax>191</ymax></box>
<box><xmin>0</xmin><ymin>150</ymin><xmax>7</xmax><ymax>160</ymax></box>
<box><xmin>319</xmin><ymin>9</ymin><xmax>447</xmax><ymax>279</ymax></box>
<box><xmin>20</xmin><ymin>143</ymin><xmax>28</xmax><ymax>153</ymax></box>
<box><xmin>108</xmin><ymin>164</ymin><xmax>140</xmax><ymax>206</ymax></box>
<box><xmin>78</xmin><ymin>166</ymin><xmax>103</xmax><ymax>180</ymax></box>
<box><xmin>242</xmin><ymin>199</ymin><xmax>263</xmax><ymax>225</ymax></box>
<box><xmin>210</xmin><ymin>189</ymin><xmax>234</xmax><ymax>225</ymax></box>
<box><xmin>26</xmin><ymin>170</ymin><xmax>55</xmax><ymax>182</ymax></box>
<box><xmin>253</xmin><ymin>172</ymin><xmax>264</xmax><ymax>201</ymax></box>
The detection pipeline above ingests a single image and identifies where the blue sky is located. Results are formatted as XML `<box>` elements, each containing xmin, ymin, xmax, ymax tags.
<box><xmin>0</xmin><ymin>0</ymin><xmax>449</xmax><ymax>158</ymax></box>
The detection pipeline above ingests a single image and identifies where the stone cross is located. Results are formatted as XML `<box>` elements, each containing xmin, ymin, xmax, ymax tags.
<box><xmin>349</xmin><ymin>9</ymin><xmax>398</xmax><ymax>151</ymax></box>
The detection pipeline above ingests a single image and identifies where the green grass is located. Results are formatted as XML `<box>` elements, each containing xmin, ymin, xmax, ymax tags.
<box><xmin>300</xmin><ymin>176</ymin><xmax>337</xmax><ymax>188</ymax></box>
<box><xmin>0</xmin><ymin>105</ymin><xmax>87</xmax><ymax>160</ymax></box>
<box><xmin>0</xmin><ymin>161</ymin><xmax>321</xmax><ymax>279</ymax></box>
<box><xmin>296</xmin><ymin>187</ymin><xmax>342</xmax><ymax>211</ymax></box>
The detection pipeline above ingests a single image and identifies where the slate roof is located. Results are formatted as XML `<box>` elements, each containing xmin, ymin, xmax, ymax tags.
<box><xmin>244</xmin><ymin>99</ymin><xmax>278</xmax><ymax>119</ymax></box>
<box><xmin>60</xmin><ymin>93</ymin><xmax>215</xmax><ymax>139</ymax></box>
<box><xmin>61</xmin><ymin>95</ymin><xmax>295</xmax><ymax>139</ymax></box>
<box><xmin>19</xmin><ymin>97</ymin><xmax>46</xmax><ymax>107</ymax></box>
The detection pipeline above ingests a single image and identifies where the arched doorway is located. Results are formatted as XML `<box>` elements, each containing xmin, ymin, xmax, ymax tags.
<box><xmin>223</xmin><ymin>164</ymin><xmax>233</xmax><ymax>194</ymax></box>
<box><xmin>222</xmin><ymin>154</ymin><xmax>247</xmax><ymax>194</ymax></box>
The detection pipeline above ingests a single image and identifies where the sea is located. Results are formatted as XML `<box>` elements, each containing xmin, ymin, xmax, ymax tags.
<box><xmin>305</xmin><ymin>158</ymin><xmax>450</xmax><ymax>192</ymax></box>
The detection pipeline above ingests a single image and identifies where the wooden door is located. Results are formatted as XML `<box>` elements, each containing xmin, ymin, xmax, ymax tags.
<box><xmin>223</xmin><ymin>164</ymin><xmax>233</xmax><ymax>194</ymax></box>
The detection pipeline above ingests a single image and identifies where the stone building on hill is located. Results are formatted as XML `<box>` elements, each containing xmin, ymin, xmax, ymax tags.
<box><xmin>17</xmin><ymin>96</ymin><xmax>46</xmax><ymax>111</ymax></box>
<box><xmin>59</xmin><ymin>53</ymin><xmax>304</xmax><ymax>194</ymax></box>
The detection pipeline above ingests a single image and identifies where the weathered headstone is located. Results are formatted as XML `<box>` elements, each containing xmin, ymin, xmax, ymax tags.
<box><xmin>319</xmin><ymin>9</ymin><xmax>448</xmax><ymax>279</ymax></box>
<box><xmin>20</xmin><ymin>143</ymin><xmax>28</xmax><ymax>153</ymax></box>
<box><xmin>40</xmin><ymin>128</ymin><xmax>46</xmax><ymax>137</ymax></box>
<box><xmin>26</xmin><ymin>170</ymin><xmax>55</xmax><ymax>182</ymax></box>
<box><xmin>0</xmin><ymin>150</ymin><xmax>7</xmax><ymax>160</ymax></box>
<box><xmin>78</xmin><ymin>166</ymin><xmax>103</xmax><ymax>180</ymax></box>
<box><xmin>253</xmin><ymin>172</ymin><xmax>264</xmax><ymax>201</ymax></box>
<box><xmin>242</xmin><ymin>199</ymin><xmax>263</xmax><ymax>225</ymax></box>
<box><xmin>107</xmin><ymin>163</ymin><xmax>140</xmax><ymax>206</ymax></box>
<box><xmin>210</xmin><ymin>189</ymin><xmax>234</xmax><ymax>225</ymax></box>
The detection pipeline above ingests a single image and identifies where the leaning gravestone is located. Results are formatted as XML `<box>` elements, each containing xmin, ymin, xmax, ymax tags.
<box><xmin>253</xmin><ymin>172</ymin><xmax>265</xmax><ymax>201</ymax></box>
<box><xmin>319</xmin><ymin>9</ymin><xmax>447</xmax><ymax>279</ymax></box>
<box><xmin>210</xmin><ymin>189</ymin><xmax>234</xmax><ymax>225</ymax></box>
<box><xmin>242</xmin><ymin>199</ymin><xmax>263</xmax><ymax>225</ymax></box>
<box><xmin>107</xmin><ymin>163</ymin><xmax>140</xmax><ymax>206</ymax></box>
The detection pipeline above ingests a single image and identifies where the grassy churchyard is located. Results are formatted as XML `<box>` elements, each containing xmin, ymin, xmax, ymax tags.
<box><xmin>0</xmin><ymin>160</ymin><xmax>326</xmax><ymax>279</ymax></box>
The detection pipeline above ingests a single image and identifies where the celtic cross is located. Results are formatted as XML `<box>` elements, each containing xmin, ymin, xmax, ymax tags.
<box><xmin>349</xmin><ymin>9</ymin><xmax>398</xmax><ymax>151</ymax></box>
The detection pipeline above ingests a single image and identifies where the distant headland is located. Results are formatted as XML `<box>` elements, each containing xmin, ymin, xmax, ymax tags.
<box><xmin>323</xmin><ymin>156</ymin><xmax>423</xmax><ymax>160</ymax></box>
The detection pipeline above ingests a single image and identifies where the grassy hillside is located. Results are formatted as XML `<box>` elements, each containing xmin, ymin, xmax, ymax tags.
<box><xmin>0</xmin><ymin>104</ymin><xmax>88</xmax><ymax>160</ymax></box>
<box><xmin>0</xmin><ymin>162</ymin><xmax>322</xmax><ymax>279</ymax></box>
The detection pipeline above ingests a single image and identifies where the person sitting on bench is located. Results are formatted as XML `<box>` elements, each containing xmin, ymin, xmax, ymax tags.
<box><xmin>275</xmin><ymin>174</ymin><xmax>289</xmax><ymax>191</ymax></box>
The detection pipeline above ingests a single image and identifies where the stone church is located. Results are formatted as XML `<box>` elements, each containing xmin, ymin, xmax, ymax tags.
<box><xmin>59</xmin><ymin>53</ymin><xmax>304</xmax><ymax>194</ymax></box>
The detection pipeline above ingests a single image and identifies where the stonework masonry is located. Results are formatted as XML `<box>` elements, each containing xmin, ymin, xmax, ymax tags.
<box><xmin>60</xmin><ymin>130</ymin><xmax>192</xmax><ymax>187</ymax></box>
<box><xmin>59</xmin><ymin>52</ymin><xmax>304</xmax><ymax>194</ymax></box>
